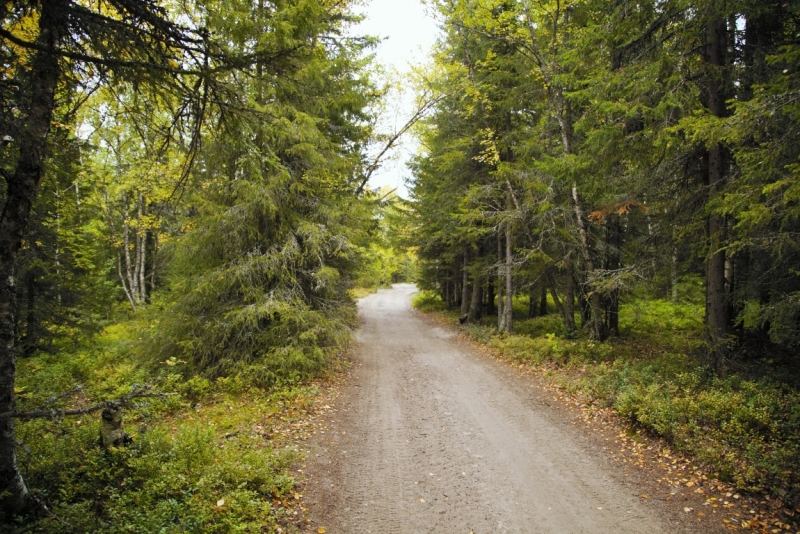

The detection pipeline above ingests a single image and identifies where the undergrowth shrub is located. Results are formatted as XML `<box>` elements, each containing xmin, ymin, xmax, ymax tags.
<box><xmin>14</xmin><ymin>340</ymin><xmax>316</xmax><ymax>532</ymax></box>
<box><xmin>515</xmin><ymin>315</ymin><xmax>567</xmax><ymax>338</ymax></box>
<box><xmin>487</xmin><ymin>333</ymin><xmax>616</xmax><ymax>366</ymax></box>
<box><xmin>21</xmin><ymin>422</ymin><xmax>299</xmax><ymax>533</ymax></box>
<box><xmin>562</xmin><ymin>354</ymin><xmax>800</xmax><ymax>495</ymax></box>
<box><xmin>619</xmin><ymin>298</ymin><xmax>704</xmax><ymax>351</ymax></box>
<box><xmin>411</xmin><ymin>290</ymin><xmax>446</xmax><ymax>312</ymax></box>
<box><xmin>489</xmin><ymin>334</ymin><xmax>561</xmax><ymax>364</ymax></box>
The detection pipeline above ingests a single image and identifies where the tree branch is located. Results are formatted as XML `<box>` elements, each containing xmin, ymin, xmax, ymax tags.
<box><xmin>0</xmin><ymin>385</ymin><xmax>171</xmax><ymax>420</ymax></box>
<box><xmin>355</xmin><ymin>94</ymin><xmax>444</xmax><ymax>196</ymax></box>
<box><xmin>0</xmin><ymin>27</ymin><xmax>302</xmax><ymax>78</ymax></box>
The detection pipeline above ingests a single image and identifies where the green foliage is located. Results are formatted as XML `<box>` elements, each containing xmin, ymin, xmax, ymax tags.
<box><xmin>411</xmin><ymin>290</ymin><xmax>446</xmax><ymax>313</ymax></box>
<box><xmin>514</xmin><ymin>316</ymin><xmax>568</xmax><ymax>339</ymax></box>
<box><xmin>354</xmin><ymin>190</ymin><xmax>419</xmax><ymax>290</ymax></box>
<box><xmin>19</xmin><ymin>420</ymin><xmax>300</xmax><ymax>533</ymax></box>
<box><xmin>144</xmin><ymin>183</ymin><xmax>360</xmax><ymax>384</ymax></box>
<box><xmin>607</xmin><ymin>367</ymin><xmax>800</xmax><ymax>493</ymax></box>
<box><xmin>123</xmin><ymin>0</ymin><xmax>379</xmax><ymax>386</ymax></box>
<box><xmin>619</xmin><ymin>298</ymin><xmax>705</xmax><ymax>352</ymax></box>
<box><xmin>1</xmin><ymin>0</ymin><xmax>385</xmax><ymax>521</ymax></box>
<box><xmin>14</xmin><ymin>338</ymin><xmax>315</xmax><ymax>532</ymax></box>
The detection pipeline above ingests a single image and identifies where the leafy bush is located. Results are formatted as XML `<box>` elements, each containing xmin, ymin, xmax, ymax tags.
<box><xmin>610</xmin><ymin>370</ymin><xmax>800</xmax><ymax>492</ymax></box>
<box><xmin>411</xmin><ymin>290</ymin><xmax>446</xmax><ymax>312</ymax></box>
<box><xmin>19</xmin><ymin>421</ymin><xmax>299</xmax><ymax>533</ymax></box>
<box><xmin>489</xmin><ymin>334</ymin><xmax>560</xmax><ymax>364</ymax></box>
<box><xmin>618</xmin><ymin>298</ymin><xmax>704</xmax><ymax>351</ymax></box>
<box><xmin>14</xmin><ymin>338</ymin><xmax>314</xmax><ymax>532</ymax></box>
<box><xmin>515</xmin><ymin>314</ymin><xmax>568</xmax><ymax>338</ymax></box>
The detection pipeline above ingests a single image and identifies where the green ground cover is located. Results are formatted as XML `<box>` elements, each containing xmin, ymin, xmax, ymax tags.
<box><xmin>11</xmin><ymin>321</ymin><xmax>331</xmax><ymax>533</ymax></box>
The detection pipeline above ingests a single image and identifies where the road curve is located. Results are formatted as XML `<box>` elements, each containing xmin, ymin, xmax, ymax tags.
<box><xmin>303</xmin><ymin>284</ymin><xmax>675</xmax><ymax>533</ymax></box>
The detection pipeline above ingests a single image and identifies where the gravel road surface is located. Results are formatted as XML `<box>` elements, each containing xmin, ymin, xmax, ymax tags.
<box><xmin>303</xmin><ymin>284</ymin><xmax>680</xmax><ymax>533</ymax></box>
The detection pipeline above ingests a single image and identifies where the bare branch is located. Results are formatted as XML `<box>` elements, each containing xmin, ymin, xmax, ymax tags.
<box><xmin>0</xmin><ymin>385</ymin><xmax>171</xmax><ymax>421</ymax></box>
<box><xmin>355</xmin><ymin>94</ymin><xmax>445</xmax><ymax>196</ymax></box>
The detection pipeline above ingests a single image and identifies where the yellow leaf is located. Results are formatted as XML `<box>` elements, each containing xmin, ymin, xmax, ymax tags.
<box><xmin>317</xmin><ymin>528</ymin><xmax>326</xmax><ymax>533</ymax></box>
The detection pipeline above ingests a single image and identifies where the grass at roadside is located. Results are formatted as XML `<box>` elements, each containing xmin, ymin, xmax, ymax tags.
<box><xmin>11</xmin><ymin>323</ymin><xmax>337</xmax><ymax>533</ymax></box>
<box><xmin>411</xmin><ymin>290</ymin><xmax>800</xmax><ymax>510</ymax></box>
<box><xmin>347</xmin><ymin>286</ymin><xmax>380</xmax><ymax>299</ymax></box>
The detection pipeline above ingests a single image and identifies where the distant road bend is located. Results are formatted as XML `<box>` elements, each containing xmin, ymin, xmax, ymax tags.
<box><xmin>305</xmin><ymin>283</ymin><xmax>675</xmax><ymax>533</ymax></box>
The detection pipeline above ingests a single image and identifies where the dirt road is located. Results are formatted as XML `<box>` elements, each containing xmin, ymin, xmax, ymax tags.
<box><xmin>303</xmin><ymin>284</ymin><xmax>680</xmax><ymax>533</ymax></box>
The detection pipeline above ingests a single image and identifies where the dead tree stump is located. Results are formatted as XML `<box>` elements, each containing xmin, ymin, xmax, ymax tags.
<box><xmin>100</xmin><ymin>404</ymin><xmax>128</xmax><ymax>448</ymax></box>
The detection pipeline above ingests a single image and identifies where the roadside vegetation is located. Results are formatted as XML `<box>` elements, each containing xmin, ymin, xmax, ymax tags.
<box><xmin>16</xmin><ymin>331</ymin><xmax>321</xmax><ymax>532</ymax></box>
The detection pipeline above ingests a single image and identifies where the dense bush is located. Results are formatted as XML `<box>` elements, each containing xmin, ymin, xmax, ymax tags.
<box><xmin>13</xmin><ymin>328</ymin><xmax>316</xmax><ymax>532</ymax></box>
<box><xmin>411</xmin><ymin>290</ymin><xmax>446</xmax><ymax>312</ymax></box>
<box><xmin>17</xmin><ymin>419</ymin><xmax>300</xmax><ymax>533</ymax></box>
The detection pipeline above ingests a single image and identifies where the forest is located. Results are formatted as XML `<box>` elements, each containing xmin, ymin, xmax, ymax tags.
<box><xmin>0</xmin><ymin>0</ymin><xmax>798</xmax><ymax>531</ymax></box>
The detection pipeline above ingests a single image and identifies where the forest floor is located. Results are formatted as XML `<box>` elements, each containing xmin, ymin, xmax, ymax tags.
<box><xmin>295</xmin><ymin>284</ymin><xmax>737</xmax><ymax>533</ymax></box>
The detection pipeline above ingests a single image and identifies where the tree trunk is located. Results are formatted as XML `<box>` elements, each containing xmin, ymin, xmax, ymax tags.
<box><xmin>136</xmin><ymin>191</ymin><xmax>146</xmax><ymax>303</ymax></box>
<box><xmin>571</xmin><ymin>186</ymin><xmax>606</xmax><ymax>340</ymax></box>
<box><xmin>486</xmin><ymin>279</ymin><xmax>495</xmax><ymax>316</ymax></box>
<box><xmin>579</xmin><ymin>288</ymin><xmax>591</xmax><ymax>330</ymax></box>
<box><xmin>607</xmin><ymin>215</ymin><xmax>621</xmax><ymax>336</ymax></box>
<box><xmin>503</xmin><ymin>221</ymin><xmax>513</xmax><ymax>333</ymax></box>
<box><xmin>460</xmin><ymin>248</ymin><xmax>470</xmax><ymax>318</ymax></box>
<box><xmin>122</xmin><ymin>190</ymin><xmax>137</xmax><ymax>302</ymax></box>
<box><xmin>468</xmin><ymin>268</ymin><xmax>482</xmax><ymax>322</ymax></box>
<box><xmin>147</xmin><ymin>229</ymin><xmax>158</xmax><ymax>301</ymax></box>
<box><xmin>103</xmin><ymin>186</ymin><xmax>137</xmax><ymax>311</ymax></box>
<box><xmin>497</xmin><ymin>229</ymin><xmax>505</xmax><ymax>331</ymax></box>
<box><xmin>0</xmin><ymin>0</ymin><xmax>67</xmax><ymax>515</ymax></box>
<box><xmin>704</xmin><ymin>10</ymin><xmax>730</xmax><ymax>368</ymax></box>
<box><xmin>546</xmin><ymin>269</ymin><xmax>572</xmax><ymax>330</ymax></box>
<box><xmin>100</xmin><ymin>405</ymin><xmax>127</xmax><ymax>448</ymax></box>
<box><xmin>528</xmin><ymin>285</ymin><xmax>537</xmax><ymax>318</ymax></box>
<box><xmin>539</xmin><ymin>283</ymin><xmax>548</xmax><ymax>316</ymax></box>
<box><xmin>565</xmin><ymin>254</ymin><xmax>576</xmax><ymax>333</ymax></box>
<box><xmin>117</xmin><ymin>251</ymin><xmax>137</xmax><ymax>311</ymax></box>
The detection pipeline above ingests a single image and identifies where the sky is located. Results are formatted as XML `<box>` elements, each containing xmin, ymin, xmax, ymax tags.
<box><xmin>351</xmin><ymin>0</ymin><xmax>440</xmax><ymax>197</ymax></box>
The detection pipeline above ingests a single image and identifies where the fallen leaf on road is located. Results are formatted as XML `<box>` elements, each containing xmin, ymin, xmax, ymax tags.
<box><xmin>684</xmin><ymin>507</ymin><xmax>693</xmax><ymax>513</ymax></box>
<box><xmin>317</xmin><ymin>528</ymin><xmax>326</xmax><ymax>533</ymax></box>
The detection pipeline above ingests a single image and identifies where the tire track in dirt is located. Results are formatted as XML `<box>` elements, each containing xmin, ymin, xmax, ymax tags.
<box><xmin>302</xmin><ymin>284</ymin><xmax>685</xmax><ymax>533</ymax></box>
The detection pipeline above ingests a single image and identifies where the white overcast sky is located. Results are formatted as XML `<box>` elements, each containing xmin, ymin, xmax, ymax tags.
<box><xmin>351</xmin><ymin>0</ymin><xmax>440</xmax><ymax>197</ymax></box>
